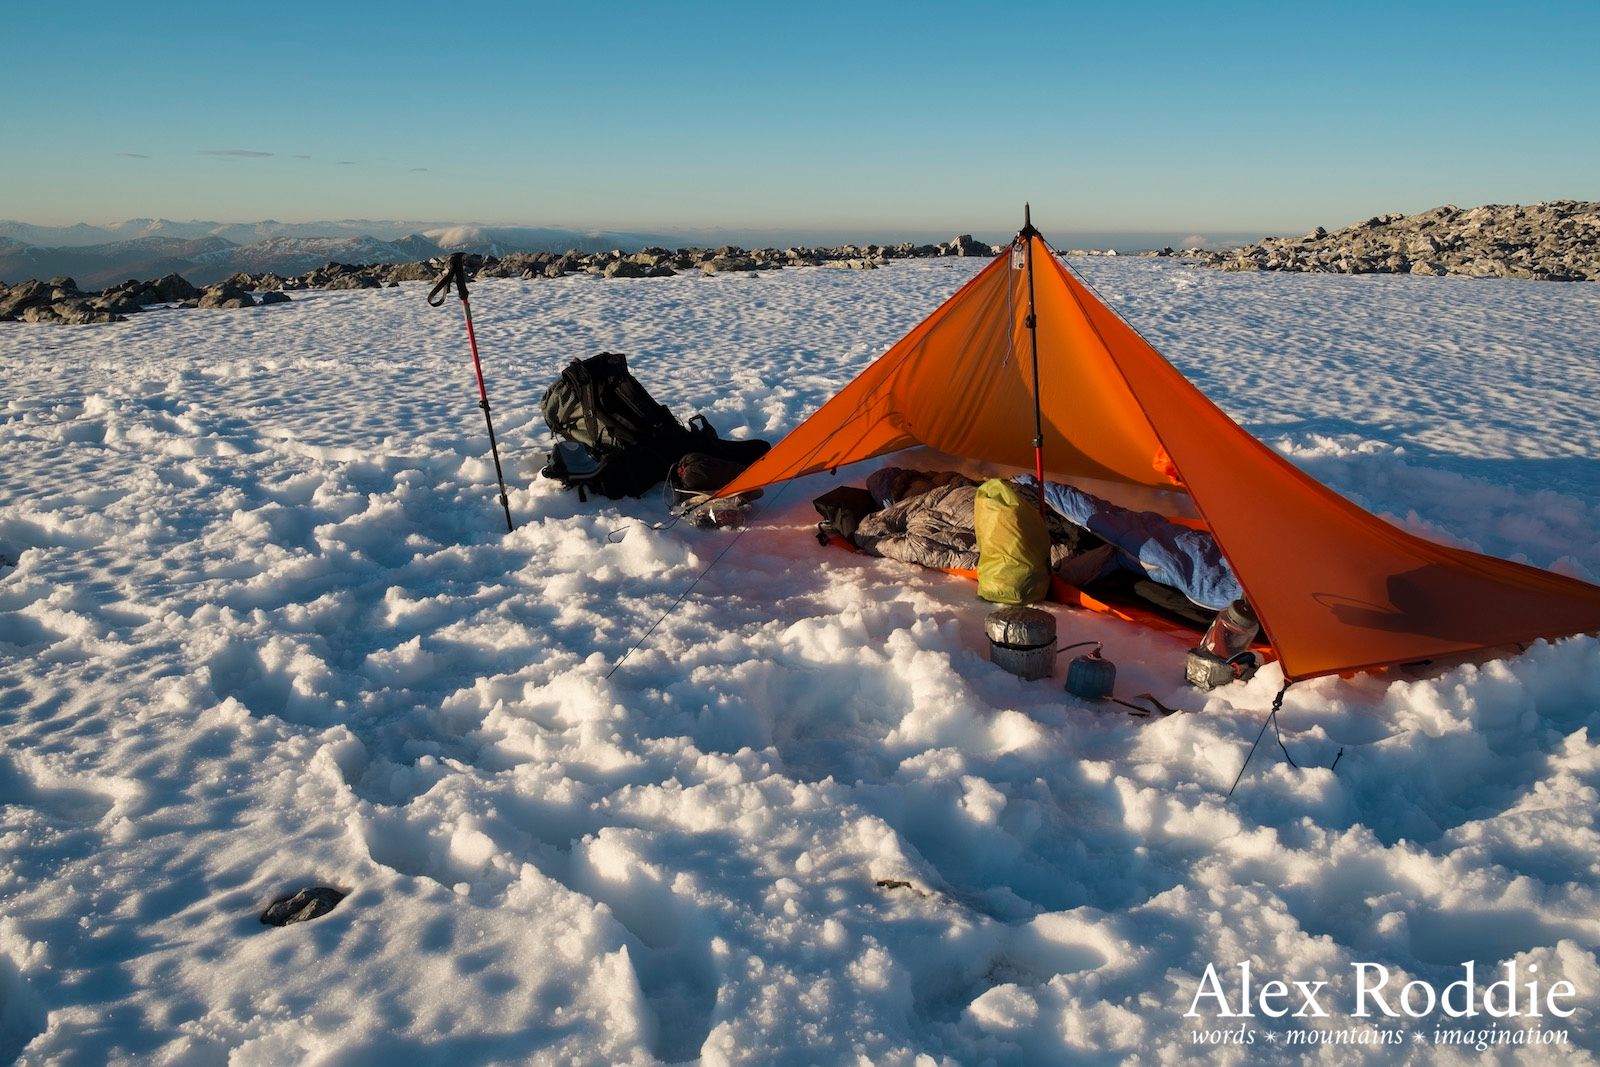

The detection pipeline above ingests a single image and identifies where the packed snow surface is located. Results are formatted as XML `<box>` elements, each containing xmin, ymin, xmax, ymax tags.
<box><xmin>3</xmin><ymin>259</ymin><xmax>1600</xmax><ymax>1065</ymax></box>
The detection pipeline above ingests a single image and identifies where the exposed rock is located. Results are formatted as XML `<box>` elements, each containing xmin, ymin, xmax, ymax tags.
<box><xmin>4</xmin><ymin>231</ymin><xmax>1057</xmax><ymax>327</ymax></box>
<box><xmin>0</xmin><ymin>279</ymin><xmax>53</xmax><ymax>317</ymax></box>
<box><xmin>1200</xmin><ymin>201</ymin><xmax>1599</xmax><ymax>281</ymax></box>
<box><xmin>258</xmin><ymin>290</ymin><xmax>291</xmax><ymax>305</ymax></box>
<box><xmin>385</xmin><ymin>261</ymin><xmax>438</xmax><ymax>283</ymax></box>
<box><xmin>260</xmin><ymin>886</ymin><xmax>346</xmax><ymax>927</ymax></box>
<box><xmin>629</xmin><ymin>247</ymin><xmax>673</xmax><ymax>268</ymax></box>
<box><xmin>604</xmin><ymin>259</ymin><xmax>651</xmax><ymax>279</ymax></box>
<box><xmin>150</xmin><ymin>273</ymin><xmax>201</xmax><ymax>302</ymax></box>
<box><xmin>701</xmin><ymin>256</ymin><xmax>760</xmax><ymax>274</ymax></box>
<box><xmin>198</xmin><ymin>283</ymin><xmax>257</xmax><ymax>309</ymax></box>
<box><xmin>19</xmin><ymin>300</ymin><xmax>122</xmax><ymax>324</ymax></box>
<box><xmin>940</xmin><ymin>234</ymin><xmax>995</xmax><ymax>257</ymax></box>
<box><xmin>324</xmin><ymin>272</ymin><xmax>380</xmax><ymax>290</ymax></box>
<box><xmin>223</xmin><ymin>271</ymin><xmax>288</xmax><ymax>292</ymax></box>
<box><xmin>91</xmin><ymin>292</ymin><xmax>143</xmax><ymax>315</ymax></box>
<box><xmin>301</xmin><ymin>261</ymin><xmax>370</xmax><ymax>289</ymax></box>
<box><xmin>53</xmin><ymin>301</ymin><xmax>124</xmax><ymax>324</ymax></box>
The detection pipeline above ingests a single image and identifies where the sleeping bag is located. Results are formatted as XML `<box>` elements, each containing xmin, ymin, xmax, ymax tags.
<box><xmin>1015</xmin><ymin>475</ymin><xmax>1243</xmax><ymax>610</ymax></box>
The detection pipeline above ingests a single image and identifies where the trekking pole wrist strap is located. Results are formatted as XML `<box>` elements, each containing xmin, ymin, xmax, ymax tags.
<box><xmin>426</xmin><ymin>252</ymin><xmax>470</xmax><ymax>307</ymax></box>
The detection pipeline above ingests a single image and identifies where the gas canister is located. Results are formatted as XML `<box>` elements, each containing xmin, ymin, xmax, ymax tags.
<box><xmin>1063</xmin><ymin>641</ymin><xmax>1116</xmax><ymax>701</ymax></box>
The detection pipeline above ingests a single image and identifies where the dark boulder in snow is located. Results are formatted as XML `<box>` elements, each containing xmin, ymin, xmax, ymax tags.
<box><xmin>109</xmin><ymin>272</ymin><xmax>201</xmax><ymax>305</ymax></box>
<box><xmin>154</xmin><ymin>273</ymin><xmax>201</xmax><ymax>302</ymax></box>
<box><xmin>940</xmin><ymin>234</ymin><xmax>994</xmax><ymax>257</ymax></box>
<box><xmin>0</xmin><ymin>279</ymin><xmax>54</xmax><ymax>317</ymax></box>
<box><xmin>56</xmin><ymin>301</ymin><xmax>124</xmax><ymax>324</ymax></box>
<box><xmin>198</xmin><ymin>283</ymin><xmax>256</xmax><ymax>309</ymax></box>
<box><xmin>18</xmin><ymin>299</ymin><xmax>123</xmax><ymax>325</ymax></box>
<box><xmin>604</xmin><ymin>259</ymin><xmax>651</xmax><ymax>279</ymax></box>
<box><xmin>260</xmin><ymin>886</ymin><xmax>347</xmax><ymax>927</ymax></box>
<box><xmin>92</xmin><ymin>291</ymin><xmax>143</xmax><ymax>315</ymax></box>
<box><xmin>701</xmin><ymin>256</ymin><xmax>760</xmax><ymax>274</ymax></box>
<box><xmin>385</xmin><ymin>261</ymin><xmax>437</xmax><ymax>283</ymax></box>
<box><xmin>258</xmin><ymin>290</ymin><xmax>291</xmax><ymax>305</ymax></box>
<box><xmin>324</xmin><ymin>272</ymin><xmax>380</xmax><ymax>290</ymax></box>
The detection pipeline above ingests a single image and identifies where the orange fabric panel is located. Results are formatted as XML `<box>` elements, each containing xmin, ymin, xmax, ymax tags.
<box><xmin>719</xmin><ymin>234</ymin><xmax>1600</xmax><ymax>680</ymax></box>
<box><xmin>717</xmin><ymin>257</ymin><xmax>1010</xmax><ymax>496</ymax></box>
<box><xmin>717</xmin><ymin>246</ymin><xmax>1173</xmax><ymax>498</ymax></box>
<box><xmin>1041</xmin><ymin>249</ymin><xmax>1600</xmax><ymax>679</ymax></box>
<box><xmin>1026</xmin><ymin>247</ymin><xmax>1172</xmax><ymax>485</ymax></box>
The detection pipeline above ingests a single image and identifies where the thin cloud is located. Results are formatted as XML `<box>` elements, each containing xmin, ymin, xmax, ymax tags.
<box><xmin>292</xmin><ymin>154</ymin><xmax>312</xmax><ymax>160</ymax></box>
<box><xmin>335</xmin><ymin>160</ymin><xmax>356</xmax><ymax>166</ymax></box>
<box><xmin>411</xmin><ymin>167</ymin><xmax>428</xmax><ymax>172</ymax></box>
<box><xmin>200</xmin><ymin>149</ymin><xmax>273</xmax><ymax>158</ymax></box>
<box><xmin>117</xmin><ymin>152</ymin><xmax>151</xmax><ymax>159</ymax></box>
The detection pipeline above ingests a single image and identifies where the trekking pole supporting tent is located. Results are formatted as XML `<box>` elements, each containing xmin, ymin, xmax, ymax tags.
<box><xmin>1020</xmin><ymin>203</ymin><xmax>1046</xmax><ymax>519</ymax></box>
<box><xmin>429</xmin><ymin>252</ymin><xmax>515</xmax><ymax>533</ymax></box>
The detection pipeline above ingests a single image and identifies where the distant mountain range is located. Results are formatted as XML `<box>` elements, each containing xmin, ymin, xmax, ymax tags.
<box><xmin>0</xmin><ymin>218</ymin><xmax>689</xmax><ymax>250</ymax></box>
<box><xmin>0</xmin><ymin>221</ymin><xmax>685</xmax><ymax>287</ymax></box>
<box><xmin>0</xmin><ymin>218</ymin><xmax>1265</xmax><ymax>287</ymax></box>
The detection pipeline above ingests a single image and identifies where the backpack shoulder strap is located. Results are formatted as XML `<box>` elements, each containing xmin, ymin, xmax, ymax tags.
<box><xmin>564</xmin><ymin>358</ymin><xmax>602</xmax><ymax>451</ymax></box>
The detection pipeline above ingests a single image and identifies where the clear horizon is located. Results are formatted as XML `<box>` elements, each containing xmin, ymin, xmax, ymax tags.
<box><xmin>0</xmin><ymin>216</ymin><xmax>1280</xmax><ymax>251</ymax></box>
<box><xmin>3</xmin><ymin>2</ymin><xmax>1596</xmax><ymax>236</ymax></box>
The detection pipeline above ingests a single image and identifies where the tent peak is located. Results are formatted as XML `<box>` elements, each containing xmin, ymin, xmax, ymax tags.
<box><xmin>1018</xmin><ymin>202</ymin><xmax>1040</xmax><ymax>240</ymax></box>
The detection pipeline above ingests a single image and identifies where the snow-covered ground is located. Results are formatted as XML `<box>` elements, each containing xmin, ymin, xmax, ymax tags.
<box><xmin>2</xmin><ymin>258</ymin><xmax>1599</xmax><ymax>1065</ymax></box>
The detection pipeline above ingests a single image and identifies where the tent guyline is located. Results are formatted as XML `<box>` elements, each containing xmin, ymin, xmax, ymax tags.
<box><xmin>1225</xmin><ymin>683</ymin><xmax>1347</xmax><ymax>798</ymax></box>
<box><xmin>1223</xmin><ymin>683</ymin><xmax>1342</xmax><ymax>797</ymax></box>
<box><xmin>1228</xmin><ymin>684</ymin><xmax>1291</xmax><ymax>797</ymax></box>
<box><xmin>603</xmin><ymin>522</ymin><xmax>752</xmax><ymax>680</ymax></box>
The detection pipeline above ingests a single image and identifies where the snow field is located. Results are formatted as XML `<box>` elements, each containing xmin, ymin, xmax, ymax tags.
<box><xmin>2</xmin><ymin>259</ymin><xmax>1599</xmax><ymax>1063</ymax></box>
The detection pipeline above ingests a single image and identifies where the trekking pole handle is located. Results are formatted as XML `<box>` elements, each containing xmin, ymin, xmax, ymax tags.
<box><xmin>426</xmin><ymin>252</ymin><xmax>470</xmax><ymax>307</ymax></box>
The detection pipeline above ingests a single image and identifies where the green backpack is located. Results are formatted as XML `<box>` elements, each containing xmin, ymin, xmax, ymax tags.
<box><xmin>974</xmin><ymin>479</ymin><xmax>1050</xmax><ymax>605</ymax></box>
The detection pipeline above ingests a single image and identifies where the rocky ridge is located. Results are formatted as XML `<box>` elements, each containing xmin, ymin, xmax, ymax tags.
<box><xmin>0</xmin><ymin>235</ymin><xmax>999</xmax><ymax>326</ymax></box>
<box><xmin>1188</xmin><ymin>201</ymin><xmax>1600</xmax><ymax>281</ymax></box>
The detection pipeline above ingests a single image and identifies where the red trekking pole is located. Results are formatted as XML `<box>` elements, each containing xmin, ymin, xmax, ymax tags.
<box><xmin>428</xmin><ymin>252</ymin><xmax>515</xmax><ymax>532</ymax></box>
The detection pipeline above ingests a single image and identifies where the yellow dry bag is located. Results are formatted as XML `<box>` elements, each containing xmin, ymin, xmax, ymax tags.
<box><xmin>974</xmin><ymin>478</ymin><xmax>1050</xmax><ymax>605</ymax></box>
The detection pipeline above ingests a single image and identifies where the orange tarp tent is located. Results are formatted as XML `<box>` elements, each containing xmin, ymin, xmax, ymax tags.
<box><xmin>718</xmin><ymin>229</ymin><xmax>1600</xmax><ymax>681</ymax></box>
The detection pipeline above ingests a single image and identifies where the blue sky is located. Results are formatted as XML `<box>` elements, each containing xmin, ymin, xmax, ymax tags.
<box><xmin>2</xmin><ymin>1</ymin><xmax>1596</xmax><ymax>241</ymax></box>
